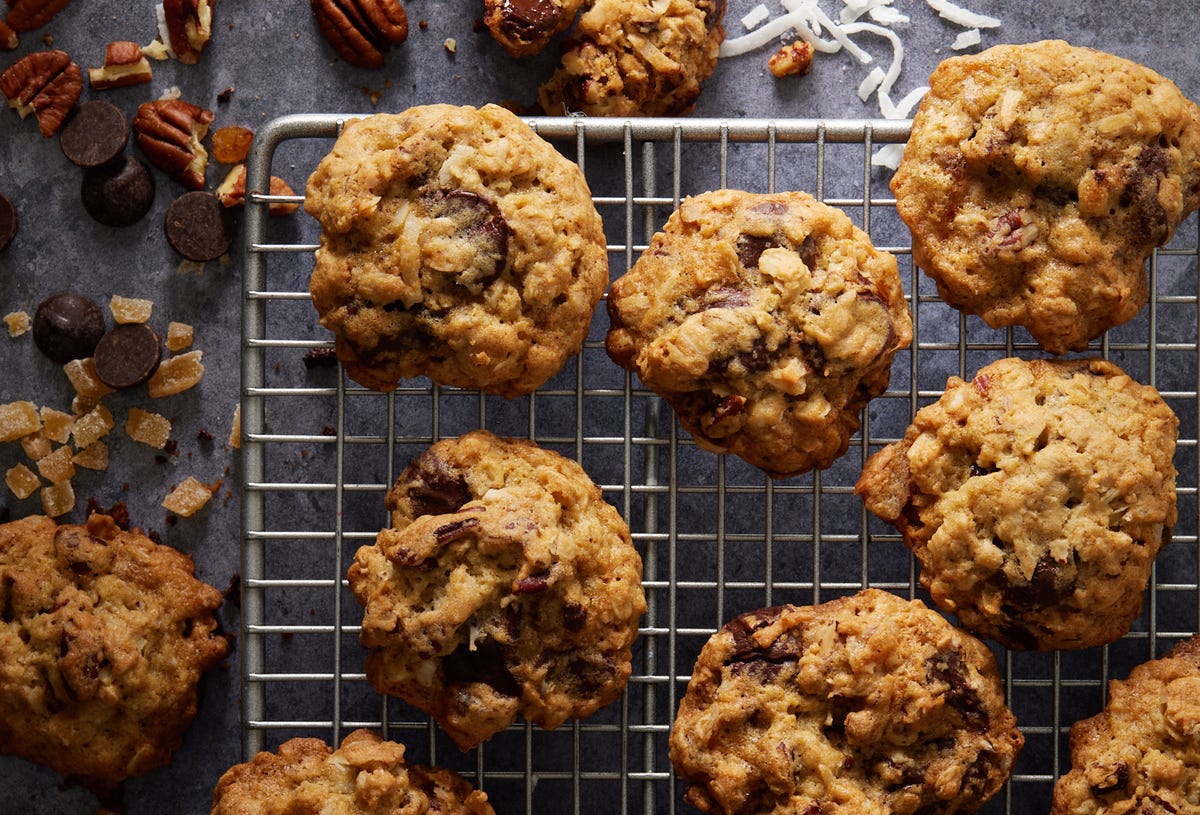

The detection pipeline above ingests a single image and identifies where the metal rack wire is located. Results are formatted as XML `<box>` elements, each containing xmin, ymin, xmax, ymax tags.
<box><xmin>241</xmin><ymin>114</ymin><xmax>1200</xmax><ymax>814</ymax></box>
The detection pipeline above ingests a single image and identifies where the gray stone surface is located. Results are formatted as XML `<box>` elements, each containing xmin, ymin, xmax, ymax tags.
<box><xmin>1</xmin><ymin>1</ymin><xmax>1198</xmax><ymax>813</ymax></box>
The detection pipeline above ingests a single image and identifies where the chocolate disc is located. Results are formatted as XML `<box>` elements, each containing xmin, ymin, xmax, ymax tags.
<box><xmin>81</xmin><ymin>155</ymin><xmax>156</xmax><ymax>227</ymax></box>
<box><xmin>0</xmin><ymin>191</ymin><xmax>15</xmax><ymax>252</ymax></box>
<box><xmin>60</xmin><ymin>100</ymin><xmax>129</xmax><ymax>169</ymax></box>
<box><xmin>32</xmin><ymin>291</ymin><xmax>106</xmax><ymax>364</ymax></box>
<box><xmin>93</xmin><ymin>323</ymin><xmax>162</xmax><ymax>389</ymax></box>
<box><xmin>164</xmin><ymin>191</ymin><xmax>234</xmax><ymax>261</ymax></box>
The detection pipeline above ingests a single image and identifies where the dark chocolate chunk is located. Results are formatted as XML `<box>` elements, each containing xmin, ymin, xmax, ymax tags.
<box><xmin>1004</xmin><ymin>552</ymin><xmax>1072</xmax><ymax>609</ymax></box>
<box><xmin>697</xmin><ymin>285</ymin><xmax>751</xmax><ymax>310</ymax></box>
<box><xmin>164</xmin><ymin>191</ymin><xmax>234</xmax><ymax>261</ymax></box>
<box><xmin>0</xmin><ymin>191</ymin><xmax>16</xmax><ymax>252</ymax></box>
<box><xmin>32</xmin><ymin>291</ymin><xmax>105</xmax><ymax>363</ymax></box>
<box><xmin>498</xmin><ymin>0</ymin><xmax>560</xmax><ymax>40</ymax></box>
<box><xmin>401</xmin><ymin>451</ymin><xmax>472</xmax><ymax>516</ymax></box>
<box><xmin>81</xmin><ymin>155</ymin><xmax>155</xmax><ymax>227</ymax></box>
<box><xmin>736</xmin><ymin>233</ymin><xmax>783</xmax><ymax>269</ymax></box>
<box><xmin>59</xmin><ymin>99</ymin><xmax>129</xmax><ymax>169</ymax></box>
<box><xmin>93</xmin><ymin>322</ymin><xmax>162</xmax><ymax>389</ymax></box>
<box><xmin>443</xmin><ymin>637</ymin><xmax>520</xmax><ymax>697</ymax></box>
<box><xmin>928</xmin><ymin>651</ymin><xmax>987</xmax><ymax>726</ymax></box>
<box><xmin>421</xmin><ymin>187</ymin><xmax>510</xmax><ymax>287</ymax></box>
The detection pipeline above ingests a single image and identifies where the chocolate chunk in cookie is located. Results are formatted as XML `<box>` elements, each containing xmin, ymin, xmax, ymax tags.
<box><xmin>482</xmin><ymin>0</ymin><xmax>582</xmax><ymax>57</ymax></box>
<box><xmin>32</xmin><ymin>291</ymin><xmax>106</xmax><ymax>364</ymax></box>
<box><xmin>93</xmin><ymin>322</ymin><xmax>162</xmax><ymax>390</ymax></box>
<box><xmin>856</xmin><ymin>357</ymin><xmax>1179</xmax><ymax>650</ymax></box>
<box><xmin>164</xmin><ymin>191</ymin><xmax>234</xmax><ymax>261</ymax></box>
<box><xmin>81</xmin><ymin>155</ymin><xmax>155</xmax><ymax>227</ymax></box>
<box><xmin>59</xmin><ymin>99</ymin><xmax>129</xmax><ymax>169</ymax></box>
<box><xmin>670</xmin><ymin>589</ymin><xmax>1023</xmax><ymax>815</ymax></box>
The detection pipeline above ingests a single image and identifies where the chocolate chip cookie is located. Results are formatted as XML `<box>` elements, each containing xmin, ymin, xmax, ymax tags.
<box><xmin>305</xmin><ymin>104</ymin><xmax>608</xmax><ymax>397</ymax></box>
<box><xmin>483</xmin><ymin>0</ymin><xmax>583</xmax><ymax>58</ymax></box>
<box><xmin>606</xmin><ymin>189</ymin><xmax>912</xmax><ymax>479</ymax></box>
<box><xmin>211</xmin><ymin>729</ymin><xmax>495</xmax><ymax>815</ymax></box>
<box><xmin>1051</xmin><ymin>636</ymin><xmax>1200</xmax><ymax>815</ymax></box>
<box><xmin>669</xmin><ymin>589</ymin><xmax>1023</xmax><ymax>815</ymax></box>
<box><xmin>538</xmin><ymin>0</ymin><xmax>726</xmax><ymax>116</ymax></box>
<box><xmin>856</xmin><ymin>357</ymin><xmax>1178</xmax><ymax>651</ymax></box>
<box><xmin>348</xmin><ymin>430</ymin><xmax>647</xmax><ymax>750</ymax></box>
<box><xmin>0</xmin><ymin>514</ymin><xmax>228</xmax><ymax>798</ymax></box>
<box><xmin>892</xmin><ymin>40</ymin><xmax>1200</xmax><ymax>354</ymax></box>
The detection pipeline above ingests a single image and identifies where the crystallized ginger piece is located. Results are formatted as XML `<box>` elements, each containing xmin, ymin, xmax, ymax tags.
<box><xmin>40</xmin><ymin>406</ymin><xmax>73</xmax><ymax>443</ymax></box>
<box><xmin>166</xmin><ymin>321</ymin><xmax>194</xmax><ymax>351</ymax></box>
<box><xmin>36</xmin><ymin>445</ymin><xmax>75</xmax><ymax>484</ymax></box>
<box><xmin>20</xmin><ymin>432</ymin><xmax>52</xmax><ymax>461</ymax></box>
<box><xmin>63</xmin><ymin>358</ymin><xmax>116</xmax><ymax>403</ymax></box>
<box><xmin>40</xmin><ymin>480</ymin><xmax>76</xmax><ymax>517</ymax></box>
<box><xmin>162</xmin><ymin>476</ymin><xmax>213</xmax><ymax>517</ymax></box>
<box><xmin>109</xmin><ymin>295</ymin><xmax>153</xmax><ymax>324</ymax></box>
<box><xmin>72</xmin><ymin>404</ymin><xmax>115</xmax><ymax>450</ymax></box>
<box><xmin>126</xmin><ymin>407</ymin><xmax>172</xmax><ymax>449</ymax></box>
<box><xmin>148</xmin><ymin>350</ymin><xmax>204</xmax><ymax>398</ymax></box>
<box><xmin>5</xmin><ymin>463</ymin><xmax>41</xmax><ymax>499</ymax></box>
<box><xmin>72</xmin><ymin>441</ymin><xmax>109</xmax><ymax>471</ymax></box>
<box><xmin>4</xmin><ymin>311</ymin><xmax>30</xmax><ymax>336</ymax></box>
<box><xmin>0</xmin><ymin>401</ymin><xmax>41</xmax><ymax>442</ymax></box>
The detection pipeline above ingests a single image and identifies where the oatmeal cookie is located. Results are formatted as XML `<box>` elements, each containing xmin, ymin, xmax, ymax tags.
<box><xmin>305</xmin><ymin>104</ymin><xmax>608</xmax><ymax>397</ymax></box>
<box><xmin>856</xmin><ymin>357</ymin><xmax>1178</xmax><ymax>651</ymax></box>
<box><xmin>1051</xmin><ymin>636</ymin><xmax>1200</xmax><ymax>815</ymax></box>
<box><xmin>669</xmin><ymin>589</ymin><xmax>1023</xmax><ymax>815</ymax></box>
<box><xmin>0</xmin><ymin>514</ymin><xmax>228</xmax><ymax>798</ymax></box>
<box><xmin>538</xmin><ymin>0</ymin><xmax>726</xmax><ymax>116</ymax></box>
<box><xmin>892</xmin><ymin>40</ymin><xmax>1200</xmax><ymax>354</ymax></box>
<box><xmin>483</xmin><ymin>0</ymin><xmax>584</xmax><ymax>58</ymax></box>
<box><xmin>211</xmin><ymin>729</ymin><xmax>495</xmax><ymax>814</ymax></box>
<box><xmin>348</xmin><ymin>430</ymin><xmax>647</xmax><ymax>750</ymax></box>
<box><xmin>606</xmin><ymin>188</ymin><xmax>911</xmax><ymax>478</ymax></box>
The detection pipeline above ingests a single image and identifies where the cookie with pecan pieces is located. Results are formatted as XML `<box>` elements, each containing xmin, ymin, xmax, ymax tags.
<box><xmin>670</xmin><ymin>589</ymin><xmax>1023</xmax><ymax>815</ymax></box>
<box><xmin>606</xmin><ymin>188</ymin><xmax>911</xmax><ymax>478</ymax></box>
<box><xmin>892</xmin><ymin>40</ymin><xmax>1200</xmax><ymax>354</ymax></box>
<box><xmin>348</xmin><ymin>430</ymin><xmax>646</xmax><ymax>750</ymax></box>
<box><xmin>856</xmin><ymin>357</ymin><xmax>1178</xmax><ymax>651</ymax></box>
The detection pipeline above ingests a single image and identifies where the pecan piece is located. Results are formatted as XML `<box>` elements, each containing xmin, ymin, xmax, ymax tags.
<box><xmin>88</xmin><ymin>41</ymin><xmax>154</xmax><ymax>90</ymax></box>
<box><xmin>6</xmin><ymin>0</ymin><xmax>71</xmax><ymax>33</ymax></box>
<box><xmin>311</xmin><ymin>0</ymin><xmax>408</xmax><ymax>69</ymax></box>
<box><xmin>768</xmin><ymin>40</ymin><xmax>814</xmax><ymax>78</ymax></box>
<box><xmin>0</xmin><ymin>20</ymin><xmax>17</xmax><ymax>50</ymax></box>
<box><xmin>160</xmin><ymin>0</ymin><xmax>213</xmax><ymax>64</ymax></box>
<box><xmin>132</xmin><ymin>98</ymin><xmax>213</xmax><ymax>190</ymax></box>
<box><xmin>0</xmin><ymin>49</ymin><xmax>81</xmax><ymax>137</ymax></box>
<box><xmin>215</xmin><ymin>164</ymin><xmax>300</xmax><ymax>216</ymax></box>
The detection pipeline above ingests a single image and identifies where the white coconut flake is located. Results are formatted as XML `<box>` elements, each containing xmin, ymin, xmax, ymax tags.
<box><xmin>741</xmin><ymin>3</ymin><xmax>770</xmax><ymax>29</ymax></box>
<box><xmin>808</xmin><ymin>3</ymin><xmax>873</xmax><ymax>63</ymax></box>
<box><xmin>871</xmin><ymin>143</ymin><xmax>907</xmax><ymax>169</ymax></box>
<box><xmin>925</xmin><ymin>0</ymin><xmax>1001</xmax><ymax>29</ymax></box>
<box><xmin>868</xmin><ymin>6</ymin><xmax>909</xmax><ymax>24</ymax></box>
<box><xmin>841</xmin><ymin>21</ymin><xmax>902</xmax><ymax>95</ymax></box>
<box><xmin>878</xmin><ymin>85</ymin><xmax>929</xmax><ymax>119</ymax></box>
<box><xmin>952</xmin><ymin>28</ymin><xmax>981</xmax><ymax>49</ymax></box>
<box><xmin>858</xmin><ymin>67</ymin><xmax>886</xmax><ymax>101</ymax></box>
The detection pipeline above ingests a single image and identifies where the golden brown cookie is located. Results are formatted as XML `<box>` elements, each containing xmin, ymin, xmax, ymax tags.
<box><xmin>1051</xmin><ymin>636</ymin><xmax>1200</xmax><ymax>815</ymax></box>
<box><xmin>669</xmin><ymin>589</ymin><xmax>1023</xmax><ymax>815</ymax></box>
<box><xmin>305</xmin><ymin>104</ymin><xmax>608</xmax><ymax>397</ymax></box>
<box><xmin>348</xmin><ymin>430</ymin><xmax>646</xmax><ymax>750</ymax></box>
<box><xmin>0</xmin><ymin>514</ymin><xmax>228</xmax><ymax>798</ymax></box>
<box><xmin>856</xmin><ymin>357</ymin><xmax>1178</xmax><ymax>651</ymax></box>
<box><xmin>606</xmin><ymin>188</ymin><xmax>911</xmax><ymax>478</ymax></box>
<box><xmin>482</xmin><ymin>0</ymin><xmax>584</xmax><ymax>58</ymax></box>
<box><xmin>892</xmin><ymin>40</ymin><xmax>1200</xmax><ymax>354</ymax></box>
<box><xmin>538</xmin><ymin>0</ymin><xmax>726</xmax><ymax>116</ymax></box>
<box><xmin>210</xmin><ymin>729</ymin><xmax>495</xmax><ymax>814</ymax></box>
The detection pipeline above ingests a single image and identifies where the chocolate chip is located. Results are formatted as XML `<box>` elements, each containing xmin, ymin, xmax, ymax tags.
<box><xmin>562</xmin><ymin>602</ymin><xmax>586</xmax><ymax>631</ymax></box>
<box><xmin>724</xmin><ymin>605</ymin><xmax>790</xmax><ymax>662</ymax></box>
<box><xmin>736</xmin><ymin>233</ymin><xmax>782</xmax><ymax>269</ymax></box>
<box><xmin>443</xmin><ymin>637</ymin><xmax>520</xmax><ymax>697</ymax></box>
<box><xmin>498</xmin><ymin>0</ymin><xmax>559</xmax><ymax>39</ymax></box>
<box><xmin>1004</xmin><ymin>553</ymin><xmax>1071</xmax><ymax>609</ymax></box>
<box><xmin>59</xmin><ymin>99</ymin><xmax>129</xmax><ymax>169</ymax></box>
<box><xmin>32</xmin><ymin>291</ymin><xmax>106</xmax><ymax>363</ymax></box>
<box><xmin>697</xmin><ymin>285</ymin><xmax>751</xmax><ymax>310</ymax></box>
<box><xmin>81</xmin><ymin>155</ymin><xmax>155</xmax><ymax>227</ymax></box>
<box><xmin>421</xmin><ymin>187</ymin><xmax>510</xmax><ymax>288</ymax></box>
<box><xmin>401</xmin><ymin>451</ymin><xmax>472</xmax><ymax>516</ymax></box>
<box><xmin>928</xmin><ymin>651</ymin><xmax>986</xmax><ymax>726</ymax></box>
<box><xmin>0</xmin><ymin>191</ymin><xmax>16</xmax><ymax>252</ymax></box>
<box><xmin>164</xmin><ymin>191</ymin><xmax>234</xmax><ymax>261</ymax></box>
<box><xmin>93</xmin><ymin>322</ymin><xmax>162</xmax><ymax>389</ymax></box>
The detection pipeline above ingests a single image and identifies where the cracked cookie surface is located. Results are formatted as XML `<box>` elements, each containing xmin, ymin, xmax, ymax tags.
<box><xmin>606</xmin><ymin>188</ymin><xmax>911</xmax><ymax>478</ymax></box>
<box><xmin>669</xmin><ymin>589</ymin><xmax>1023</xmax><ymax>815</ymax></box>
<box><xmin>856</xmin><ymin>357</ymin><xmax>1178</xmax><ymax>651</ymax></box>
<box><xmin>306</xmin><ymin>104</ymin><xmax>607</xmax><ymax>397</ymax></box>
<box><xmin>892</xmin><ymin>40</ymin><xmax>1200</xmax><ymax>354</ymax></box>
<box><xmin>348</xmin><ymin>430</ymin><xmax>646</xmax><ymax>750</ymax></box>
<box><xmin>211</xmin><ymin>729</ymin><xmax>495</xmax><ymax>814</ymax></box>
<box><xmin>0</xmin><ymin>514</ymin><xmax>227</xmax><ymax>797</ymax></box>
<box><xmin>1051</xmin><ymin>636</ymin><xmax>1200</xmax><ymax>815</ymax></box>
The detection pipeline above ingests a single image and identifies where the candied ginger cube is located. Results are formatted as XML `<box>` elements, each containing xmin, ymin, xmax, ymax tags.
<box><xmin>148</xmin><ymin>350</ymin><xmax>204</xmax><ymax>398</ymax></box>
<box><xmin>72</xmin><ymin>441</ymin><xmax>109</xmax><ymax>471</ymax></box>
<box><xmin>0</xmin><ymin>401</ymin><xmax>41</xmax><ymax>442</ymax></box>
<box><xmin>162</xmin><ymin>476</ymin><xmax>213</xmax><ymax>517</ymax></box>
<box><xmin>72</xmin><ymin>404</ymin><xmax>115</xmax><ymax>450</ymax></box>
<box><xmin>4</xmin><ymin>311</ymin><xmax>30</xmax><ymax>336</ymax></box>
<box><xmin>36</xmin><ymin>445</ymin><xmax>75</xmax><ymax>484</ymax></box>
<box><xmin>40</xmin><ymin>481</ymin><xmax>75</xmax><ymax>517</ymax></box>
<box><xmin>40</xmin><ymin>407</ymin><xmax>73</xmax><ymax>443</ymax></box>
<box><xmin>63</xmin><ymin>358</ymin><xmax>116</xmax><ymax>403</ymax></box>
<box><xmin>109</xmin><ymin>295</ymin><xmax>153</xmax><ymax>324</ymax></box>
<box><xmin>126</xmin><ymin>407</ymin><xmax>172</xmax><ymax>449</ymax></box>
<box><xmin>5</xmin><ymin>463</ymin><xmax>41</xmax><ymax>499</ymax></box>
<box><xmin>166</xmin><ymin>322</ymin><xmax>194</xmax><ymax>351</ymax></box>
<box><xmin>21</xmin><ymin>432</ymin><xmax>52</xmax><ymax>461</ymax></box>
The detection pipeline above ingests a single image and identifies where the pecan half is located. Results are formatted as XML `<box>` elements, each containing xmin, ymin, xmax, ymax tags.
<box><xmin>132</xmin><ymin>98</ymin><xmax>214</xmax><ymax>190</ymax></box>
<box><xmin>311</xmin><ymin>0</ymin><xmax>408</xmax><ymax>69</ymax></box>
<box><xmin>0</xmin><ymin>20</ymin><xmax>18</xmax><ymax>51</ymax></box>
<box><xmin>88</xmin><ymin>41</ymin><xmax>154</xmax><ymax>90</ymax></box>
<box><xmin>6</xmin><ymin>0</ymin><xmax>71</xmax><ymax>33</ymax></box>
<box><xmin>0</xmin><ymin>50</ymin><xmax>81</xmax><ymax>137</ymax></box>
<box><xmin>160</xmin><ymin>0</ymin><xmax>213</xmax><ymax>64</ymax></box>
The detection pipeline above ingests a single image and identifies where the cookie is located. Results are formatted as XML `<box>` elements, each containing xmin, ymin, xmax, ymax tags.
<box><xmin>606</xmin><ymin>188</ymin><xmax>911</xmax><ymax>478</ymax></box>
<box><xmin>305</xmin><ymin>104</ymin><xmax>608</xmax><ymax>397</ymax></box>
<box><xmin>1051</xmin><ymin>636</ymin><xmax>1200</xmax><ymax>815</ymax></box>
<box><xmin>856</xmin><ymin>357</ymin><xmax>1178</xmax><ymax>651</ymax></box>
<box><xmin>892</xmin><ymin>40</ymin><xmax>1200</xmax><ymax>354</ymax></box>
<box><xmin>0</xmin><ymin>514</ymin><xmax>228</xmax><ymax>798</ymax></box>
<box><xmin>669</xmin><ymin>589</ymin><xmax>1023</xmax><ymax>815</ymax></box>
<box><xmin>538</xmin><ymin>0</ymin><xmax>726</xmax><ymax>116</ymax></box>
<box><xmin>347</xmin><ymin>430</ymin><xmax>646</xmax><ymax>750</ymax></box>
<box><xmin>211</xmin><ymin>729</ymin><xmax>495</xmax><ymax>815</ymax></box>
<box><xmin>483</xmin><ymin>0</ymin><xmax>583</xmax><ymax>58</ymax></box>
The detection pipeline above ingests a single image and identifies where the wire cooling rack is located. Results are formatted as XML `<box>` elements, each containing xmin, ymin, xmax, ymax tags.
<box><xmin>240</xmin><ymin>114</ymin><xmax>1200</xmax><ymax>814</ymax></box>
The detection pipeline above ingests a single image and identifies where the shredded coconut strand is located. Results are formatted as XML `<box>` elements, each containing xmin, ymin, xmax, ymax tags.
<box><xmin>924</xmin><ymin>0</ymin><xmax>1001</xmax><ymax>28</ymax></box>
<box><xmin>857</xmin><ymin>67</ymin><xmax>886</xmax><ymax>101</ymax></box>
<box><xmin>871</xmin><ymin>143</ymin><xmax>907</xmax><ymax>169</ymax></box>
<box><xmin>952</xmin><ymin>28</ymin><xmax>982</xmax><ymax>49</ymax></box>
<box><xmin>742</xmin><ymin>3</ymin><xmax>771</xmax><ymax>29</ymax></box>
